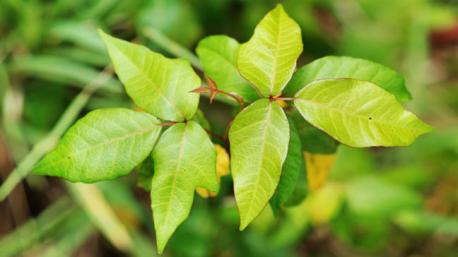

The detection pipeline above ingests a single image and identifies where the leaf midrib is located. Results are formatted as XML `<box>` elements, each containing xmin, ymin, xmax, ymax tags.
<box><xmin>44</xmin><ymin>125</ymin><xmax>159</xmax><ymax>167</ymax></box>
<box><xmin>244</xmin><ymin>103</ymin><xmax>273</xmax><ymax>223</ymax></box>
<box><xmin>162</xmin><ymin>124</ymin><xmax>189</xmax><ymax>230</ymax></box>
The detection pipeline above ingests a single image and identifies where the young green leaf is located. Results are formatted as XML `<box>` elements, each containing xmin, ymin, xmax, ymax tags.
<box><xmin>294</xmin><ymin>79</ymin><xmax>432</xmax><ymax>147</ymax></box>
<box><xmin>237</xmin><ymin>4</ymin><xmax>303</xmax><ymax>97</ymax></box>
<box><xmin>151</xmin><ymin>121</ymin><xmax>218</xmax><ymax>253</ymax></box>
<box><xmin>285</xmin><ymin>56</ymin><xmax>412</xmax><ymax>101</ymax></box>
<box><xmin>270</xmin><ymin>118</ymin><xmax>304</xmax><ymax>215</ymax></box>
<box><xmin>34</xmin><ymin>108</ymin><xmax>162</xmax><ymax>182</ymax></box>
<box><xmin>99</xmin><ymin>30</ymin><xmax>200</xmax><ymax>121</ymax></box>
<box><xmin>229</xmin><ymin>99</ymin><xmax>289</xmax><ymax>229</ymax></box>
<box><xmin>196</xmin><ymin>35</ymin><xmax>258</xmax><ymax>101</ymax></box>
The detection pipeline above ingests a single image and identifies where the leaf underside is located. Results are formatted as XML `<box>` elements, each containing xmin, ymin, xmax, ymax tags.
<box><xmin>294</xmin><ymin>79</ymin><xmax>432</xmax><ymax>147</ymax></box>
<box><xmin>151</xmin><ymin>121</ymin><xmax>218</xmax><ymax>253</ymax></box>
<box><xmin>34</xmin><ymin>108</ymin><xmax>162</xmax><ymax>182</ymax></box>
<box><xmin>237</xmin><ymin>4</ymin><xmax>303</xmax><ymax>97</ymax></box>
<box><xmin>99</xmin><ymin>30</ymin><xmax>200</xmax><ymax>121</ymax></box>
<box><xmin>229</xmin><ymin>99</ymin><xmax>289</xmax><ymax>229</ymax></box>
<box><xmin>285</xmin><ymin>56</ymin><xmax>412</xmax><ymax>102</ymax></box>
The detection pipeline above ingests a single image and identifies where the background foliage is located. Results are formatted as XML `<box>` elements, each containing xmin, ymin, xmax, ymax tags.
<box><xmin>1</xmin><ymin>0</ymin><xmax>458</xmax><ymax>256</ymax></box>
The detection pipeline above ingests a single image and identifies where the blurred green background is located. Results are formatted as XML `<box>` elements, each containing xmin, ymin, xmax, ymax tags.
<box><xmin>1</xmin><ymin>0</ymin><xmax>457</xmax><ymax>256</ymax></box>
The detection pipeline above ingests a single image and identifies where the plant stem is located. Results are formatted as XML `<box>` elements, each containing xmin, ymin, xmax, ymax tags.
<box><xmin>0</xmin><ymin>67</ymin><xmax>113</xmax><ymax>202</ymax></box>
<box><xmin>270</xmin><ymin>96</ymin><xmax>296</xmax><ymax>101</ymax></box>
<box><xmin>66</xmin><ymin>182</ymin><xmax>133</xmax><ymax>252</ymax></box>
<box><xmin>0</xmin><ymin>197</ymin><xmax>76</xmax><ymax>256</ymax></box>
<box><xmin>218</xmin><ymin>90</ymin><xmax>245</xmax><ymax>109</ymax></box>
<box><xmin>159</xmin><ymin>121</ymin><xmax>178</xmax><ymax>127</ymax></box>
<box><xmin>204</xmin><ymin>128</ymin><xmax>227</xmax><ymax>144</ymax></box>
<box><xmin>142</xmin><ymin>27</ymin><xmax>202</xmax><ymax>70</ymax></box>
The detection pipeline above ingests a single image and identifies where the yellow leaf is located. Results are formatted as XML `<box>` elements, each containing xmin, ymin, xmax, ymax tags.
<box><xmin>215</xmin><ymin>144</ymin><xmax>230</xmax><ymax>176</ymax></box>
<box><xmin>307</xmin><ymin>183</ymin><xmax>343</xmax><ymax>225</ymax></box>
<box><xmin>304</xmin><ymin>151</ymin><xmax>336</xmax><ymax>191</ymax></box>
<box><xmin>196</xmin><ymin>187</ymin><xmax>217</xmax><ymax>198</ymax></box>
<box><xmin>275</xmin><ymin>99</ymin><xmax>288</xmax><ymax>108</ymax></box>
<box><xmin>197</xmin><ymin>144</ymin><xmax>230</xmax><ymax>198</ymax></box>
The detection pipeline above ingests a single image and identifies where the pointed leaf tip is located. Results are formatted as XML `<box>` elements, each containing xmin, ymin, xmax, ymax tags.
<box><xmin>294</xmin><ymin>79</ymin><xmax>432</xmax><ymax>147</ymax></box>
<box><xmin>99</xmin><ymin>31</ymin><xmax>200</xmax><ymax>121</ymax></box>
<box><xmin>151</xmin><ymin>121</ymin><xmax>218</xmax><ymax>252</ymax></box>
<box><xmin>237</xmin><ymin>4</ymin><xmax>303</xmax><ymax>96</ymax></box>
<box><xmin>33</xmin><ymin>108</ymin><xmax>161</xmax><ymax>182</ymax></box>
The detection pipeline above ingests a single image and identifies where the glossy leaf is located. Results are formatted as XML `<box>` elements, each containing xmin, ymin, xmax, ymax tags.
<box><xmin>285</xmin><ymin>56</ymin><xmax>412</xmax><ymax>101</ymax></box>
<box><xmin>294</xmin><ymin>79</ymin><xmax>432</xmax><ymax>147</ymax></box>
<box><xmin>151</xmin><ymin>121</ymin><xmax>218</xmax><ymax>253</ymax></box>
<box><xmin>270</xmin><ymin>118</ymin><xmax>304</xmax><ymax>214</ymax></box>
<box><xmin>237</xmin><ymin>4</ymin><xmax>303</xmax><ymax>97</ymax></box>
<box><xmin>229</xmin><ymin>99</ymin><xmax>289</xmax><ymax>229</ymax></box>
<box><xmin>34</xmin><ymin>108</ymin><xmax>161</xmax><ymax>182</ymax></box>
<box><xmin>196</xmin><ymin>35</ymin><xmax>258</xmax><ymax>101</ymax></box>
<box><xmin>99</xmin><ymin>30</ymin><xmax>200</xmax><ymax>121</ymax></box>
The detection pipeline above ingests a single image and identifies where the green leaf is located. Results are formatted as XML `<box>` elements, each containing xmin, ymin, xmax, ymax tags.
<box><xmin>151</xmin><ymin>121</ymin><xmax>218</xmax><ymax>253</ymax></box>
<box><xmin>99</xmin><ymin>30</ymin><xmax>200</xmax><ymax>121</ymax></box>
<box><xmin>290</xmin><ymin>109</ymin><xmax>339</xmax><ymax>154</ymax></box>
<box><xmin>270</xmin><ymin>117</ymin><xmax>304</xmax><ymax>215</ymax></box>
<box><xmin>196</xmin><ymin>35</ymin><xmax>259</xmax><ymax>101</ymax></box>
<box><xmin>229</xmin><ymin>99</ymin><xmax>289</xmax><ymax>229</ymax></box>
<box><xmin>136</xmin><ymin>0</ymin><xmax>202</xmax><ymax>47</ymax></box>
<box><xmin>285</xmin><ymin>56</ymin><xmax>412</xmax><ymax>102</ymax></box>
<box><xmin>136</xmin><ymin>158</ymin><xmax>154</xmax><ymax>191</ymax></box>
<box><xmin>294</xmin><ymin>79</ymin><xmax>432</xmax><ymax>147</ymax></box>
<box><xmin>237</xmin><ymin>4</ymin><xmax>303</xmax><ymax>97</ymax></box>
<box><xmin>191</xmin><ymin>109</ymin><xmax>211</xmax><ymax>131</ymax></box>
<box><xmin>284</xmin><ymin>162</ymin><xmax>308</xmax><ymax>207</ymax></box>
<box><xmin>34</xmin><ymin>108</ymin><xmax>162</xmax><ymax>182</ymax></box>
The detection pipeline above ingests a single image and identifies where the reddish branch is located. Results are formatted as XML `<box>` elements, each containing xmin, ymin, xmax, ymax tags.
<box><xmin>159</xmin><ymin>121</ymin><xmax>178</xmax><ymax>127</ymax></box>
<box><xmin>269</xmin><ymin>95</ymin><xmax>296</xmax><ymax>101</ymax></box>
<box><xmin>191</xmin><ymin>76</ymin><xmax>245</xmax><ymax>108</ymax></box>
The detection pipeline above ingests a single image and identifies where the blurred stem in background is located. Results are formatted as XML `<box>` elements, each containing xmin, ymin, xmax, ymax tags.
<box><xmin>142</xmin><ymin>28</ymin><xmax>202</xmax><ymax>70</ymax></box>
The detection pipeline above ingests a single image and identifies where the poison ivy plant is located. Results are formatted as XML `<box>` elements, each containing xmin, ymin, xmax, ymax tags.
<box><xmin>32</xmin><ymin>4</ymin><xmax>432</xmax><ymax>254</ymax></box>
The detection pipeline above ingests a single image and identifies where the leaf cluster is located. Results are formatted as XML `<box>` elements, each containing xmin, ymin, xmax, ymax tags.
<box><xmin>33</xmin><ymin>4</ymin><xmax>431</xmax><ymax>254</ymax></box>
